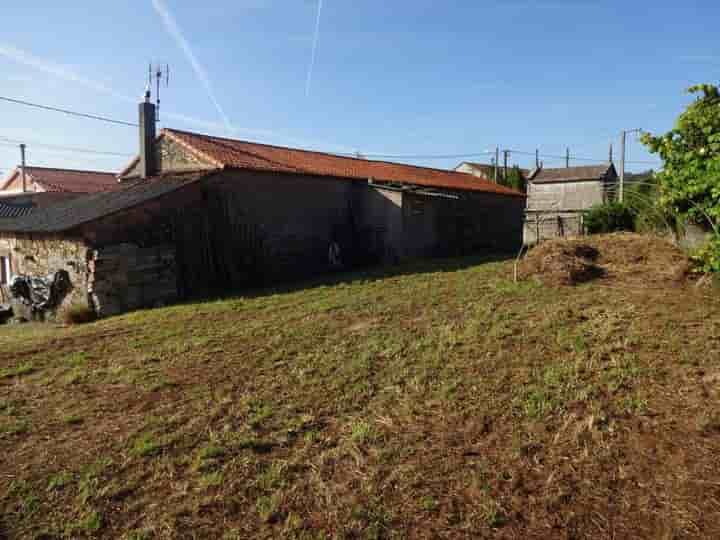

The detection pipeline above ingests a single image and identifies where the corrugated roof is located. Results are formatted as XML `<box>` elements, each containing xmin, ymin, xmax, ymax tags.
<box><xmin>122</xmin><ymin>129</ymin><xmax>525</xmax><ymax>197</ymax></box>
<box><xmin>0</xmin><ymin>201</ymin><xmax>34</xmax><ymax>218</ymax></box>
<box><xmin>530</xmin><ymin>164</ymin><xmax>615</xmax><ymax>183</ymax></box>
<box><xmin>0</xmin><ymin>193</ymin><xmax>82</xmax><ymax>219</ymax></box>
<box><xmin>0</xmin><ymin>171</ymin><xmax>212</xmax><ymax>234</ymax></box>
<box><xmin>0</xmin><ymin>166</ymin><xmax>120</xmax><ymax>194</ymax></box>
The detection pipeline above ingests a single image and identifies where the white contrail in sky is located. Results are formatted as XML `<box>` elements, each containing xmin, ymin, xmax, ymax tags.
<box><xmin>151</xmin><ymin>0</ymin><xmax>234</xmax><ymax>133</ymax></box>
<box><xmin>0</xmin><ymin>39</ymin><xmax>359</xmax><ymax>153</ymax></box>
<box><xmin>0</xmin><ymin>42</ymin><xmax>227</xmax><ymax>132</ymax></box>
<box><xmin>0</xmin><ymin>43</ymin><xmax>133</xmax><ymax>103</ymax></box>
<box><xmin>305</xmin><ymin>0</ymin><xmax>324</xmax><ymax>97</ymax></box>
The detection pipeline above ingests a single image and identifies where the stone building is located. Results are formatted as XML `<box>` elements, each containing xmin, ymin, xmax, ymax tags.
<box><xmin>523</xmin><ymin>163</ymin><xmax>618</xmax><ymax>244</ymax></box>
<box><xmin>0</xmin><ymin>99</ymin><xmax>525</xmax><ymax>320</ymax></box>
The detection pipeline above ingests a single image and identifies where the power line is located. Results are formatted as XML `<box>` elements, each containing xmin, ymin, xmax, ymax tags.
<box><xmin>0</xmin><ymin>95</ymin><xmax>663</xmax><ymax>166</ymax></box>
<box><xmin>507</xmin><ymin>148</ymin><xmax>660</xmax><ymax>166</ymax></box>
<box><xmin>0</xmin><ymin>136</ymin><xmax>132</xmax><ymax>157</ymax></box>
<box><xmin>336</xmin><ymin>149</ymin><xmax>660</xmax><ymax>165</ymax></box>
<box><xmin>334</xmin><ymin>150</ymin><xmax>495</xmax><ymax>160</ymax></box>
<box><xmin>0</xmin><ymin>96</ymin><xmax>138</xmax><ymax>127</ymax></box>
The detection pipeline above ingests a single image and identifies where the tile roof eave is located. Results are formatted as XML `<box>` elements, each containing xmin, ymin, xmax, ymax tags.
<box><xmin>220</xmin><ymin>164</ymin><xmax>526</xmax><ymax>197</ymax></box>
<box><xmin>368</xmin><ymin>178</ymin><xmax>526</xmax><ymax>197</ymax></box>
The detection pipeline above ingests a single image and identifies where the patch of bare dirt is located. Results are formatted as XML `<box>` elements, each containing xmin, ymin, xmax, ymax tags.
<box><xmin>519</xmin><ymin>233</ymin><xmax>692</xmax><ymax>287</ymax></box>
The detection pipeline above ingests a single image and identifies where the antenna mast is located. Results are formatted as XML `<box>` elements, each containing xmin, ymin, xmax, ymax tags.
<box><xmin>149</xmin><ymin>63</ymin><xmax>169</xmax><ymax>123</ymax></box>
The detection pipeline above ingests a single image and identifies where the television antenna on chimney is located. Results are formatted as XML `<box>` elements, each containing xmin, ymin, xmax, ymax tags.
<box><xmin>148</xmin><ymin>63</ymin><xmax>169</xmax><ymax>123</ymax></box>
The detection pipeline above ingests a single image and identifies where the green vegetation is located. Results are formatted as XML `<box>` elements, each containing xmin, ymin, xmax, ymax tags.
<box><xmin>643</xmin><ymin>83</ymin><xmax>720</xmax><ymax>270</ymax></box>
<box><xmin>691</xmin><ymin>235</ymin><xmax>720</xmax><ymax>273</ymax></box>
<box><xmin>47</xmin><ymin>472</ymin><xmax>73</xmax><ymax>491</ymax></box>
<box><xmin>130</xmin><ymin>435</ymin><xmax>163</xmax><ymax>458</ymax></box>
<box><xmin>584</xmin><ymin>173</ymin><xmax>672</xmax><ymax>236</ymax></box>
<box><xmin>622</xmin><ymin>171</ymin><xmax>676</xmax><ymax>233</ymax></box>
<box><xmin>62</xmin><ymin>413</ymin><xmax>84</xmax><ymax>425</ymax></box>
<box><xmin>498</xmin><ymin>164</ymin><xmax>526</xmax><ymax>193</ymax></box>
<box><xmin>584</xmin><ymin>201</ymin><xmax>636</xmax><ymax>234</ymax></box>
<box><xmin>0</xmin><ymin>362</ymin><xmax>36</xmax><ymax>380</ymax></box>
<box><xmin>1</xmin><ymin>252</ymin><xmax>719</xmax><ymax>538</ymax></box>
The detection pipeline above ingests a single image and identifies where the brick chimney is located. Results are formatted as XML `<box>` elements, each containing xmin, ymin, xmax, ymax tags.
<box><xmin>138</xmin><ymin>90</ymin><xmax>157</xmax><ymax>179</ymax></box>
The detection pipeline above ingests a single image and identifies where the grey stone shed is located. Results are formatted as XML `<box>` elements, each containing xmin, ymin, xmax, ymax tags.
<box><xmin>523</xmin><ymin>163</ymin><xmax>618</xmax><ymax>244</ymax></box>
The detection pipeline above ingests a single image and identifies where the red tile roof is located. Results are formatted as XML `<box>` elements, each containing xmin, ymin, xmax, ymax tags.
<box><xmin>123</xmin><ymin>129</ymin><xmax>525</xmax><ymax>197</ymax></box>
<box><xmin>0</xmin><ymin>166</ymin><xmax>120</xmax><ymax>193</ymax></box>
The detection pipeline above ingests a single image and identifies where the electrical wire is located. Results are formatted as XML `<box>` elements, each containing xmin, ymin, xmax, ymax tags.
<box><xmin>0</xmin><ymin>95</ymin><xmax>663</xmax><ymax>166</ymax></box>
<box><xmin>331</xmin><ymin>149</ymin><xmax>660</xmax><ymax>165</ymax></box>
<box><xmin>0</xmin><ymin>136</ymin><xmax>132</xmax><ymax>157</ymax></box>
<box><xmin>507</xmin><ymin>149</ymin><xmax>660</xmax><ymax>166</ymax></box>
<box><xmin>0</xmin><ymin>96</ymin><xmax>138</xmax><ymax>127</ymax></box>
<box><xmin>334</xmin><ymin>151</ymin><xmax>496</xmax><ymax>160</ymax></box>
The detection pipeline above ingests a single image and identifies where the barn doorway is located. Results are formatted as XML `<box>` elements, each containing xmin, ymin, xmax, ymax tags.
<box><xmin>173</xmin><ymin>190</ymin><xmax>264</xmax><ymax>299</ymax></box>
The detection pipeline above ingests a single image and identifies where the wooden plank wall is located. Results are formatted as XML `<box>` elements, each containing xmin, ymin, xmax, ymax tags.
<box><xmin>174</xmin><ymin>191</ymin><xmax>264</xmax><ymax>299</ymax></box>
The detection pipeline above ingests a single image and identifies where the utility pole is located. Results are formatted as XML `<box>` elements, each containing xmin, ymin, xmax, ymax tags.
<box><xmin>503</xmin><ymin>149</ymin><xmax>509</xmax><ymax>180</ymax></box>
<box><xmin>619</xmin><ymin>128</ymin><xmax>642</xmax><ymax>203</ymax></box>
<box><xmin>565</xmin><ymin>147</ymin><xmax>570</xmax><ymax>168</ymax></box>
<box><xmin>494</xmin><ymin>146</ymin><xmax>499</xmax><ymax>183</ymax></box>
<box><xmin>619</xmin><ymin>132</ymin><xmax>625</xmax><ymax>202</ymax></box>
<box><xmin>535</xmin><ymin>148</ymin><xmax>540</xmax><ymax>169</ymax></box>
<box><xmin>20</xmin><ymin>144</ymin><xmax>27</xmax><ymax>193</ymax></box>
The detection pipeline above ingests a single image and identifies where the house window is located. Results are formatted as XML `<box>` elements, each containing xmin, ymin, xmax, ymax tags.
<box><xmin>0</xmin><ymin>256</ymin><xmax>11</xmax><ymax>285</ymax></box>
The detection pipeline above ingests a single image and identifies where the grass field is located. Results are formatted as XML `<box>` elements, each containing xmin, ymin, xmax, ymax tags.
<box><xmin>1</xmin><ymin>248</ymin><xmax>720</xmax><ymax>539</ymax></box>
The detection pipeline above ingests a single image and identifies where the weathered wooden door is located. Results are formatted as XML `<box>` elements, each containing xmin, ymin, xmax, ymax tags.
<box><xmin>173</xmin><ymin>191</ymin><xmax>264</xmax><ymax>299</ymax></box>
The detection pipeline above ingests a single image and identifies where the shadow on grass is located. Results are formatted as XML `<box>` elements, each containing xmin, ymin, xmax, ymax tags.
<box><xmin>186</xmin><ymin>251</ymin><xmax>516</xmax><ymax>305</ymax></box>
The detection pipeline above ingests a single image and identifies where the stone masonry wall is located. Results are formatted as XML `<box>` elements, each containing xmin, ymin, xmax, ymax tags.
<box><xmin>121</xmin><ymin>136</ymin><xmax>215</xmax><ymax>179</ymax></box>
<box><xmin>89</xmin><ymin>243</ymin><xmax>177</xmax><ymax>317</ymax></box>
<box><xmin>0</xmin><ymin>234</ymin><xmax>91</xmax><ymax>320</ymax></box>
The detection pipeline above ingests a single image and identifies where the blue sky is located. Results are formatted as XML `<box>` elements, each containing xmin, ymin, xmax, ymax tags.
<box><xmin>1</xmin><ymin>0</ymin><xmax>718</xmax><ymax>177</ymax></box>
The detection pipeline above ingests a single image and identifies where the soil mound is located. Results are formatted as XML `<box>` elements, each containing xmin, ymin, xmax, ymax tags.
<box><xmin>519</xmin><ymin>233</ymin><xmax>691</xmax><ymax>286</ymax></box>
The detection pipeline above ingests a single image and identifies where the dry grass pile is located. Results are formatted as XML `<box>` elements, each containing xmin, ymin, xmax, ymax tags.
<box><xmin>518</xmin><ymin>240</ymin><xmax>605</xmax><ymax>286</ymax></box>
<box><xmin>520</xmin><ymin>232</ymin><xmax>692</xmax><ymax>286</ymax></box>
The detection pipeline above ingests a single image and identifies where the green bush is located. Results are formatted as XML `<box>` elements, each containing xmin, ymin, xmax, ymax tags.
<box><xmin>642</xmin><ymin>84</ymin><xmax>720</xmax><ymax>272</ymax></box>
<box><xmin>583</xmin><ymin>202</ymin><xmax>636</xmax><ymax>234</ymax></box>
<box><xmin>691</xmin><ymin>235</ymin><xmax>720</xmax><ymax>274</ymax></box>
<box><xmin>501</xmin><ymin>165</ymin><xmax>526</xmax><ymax>193</ymax></box>
<box><xmin>620</xmin><ymin>173</ymin><xmax>677</xmax><ymax>234</ymax></box>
